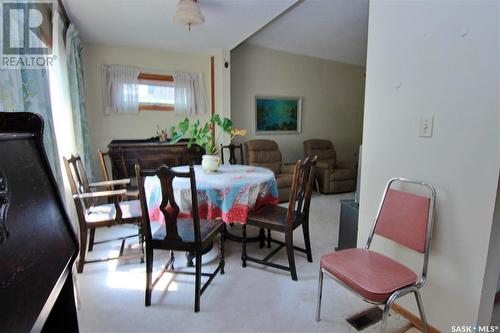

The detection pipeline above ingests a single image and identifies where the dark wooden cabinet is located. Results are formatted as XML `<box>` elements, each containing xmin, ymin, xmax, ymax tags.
<box><xmin>0</xmin><ymin>112</ymin><xmax>79</xmax><ymax>332</ymax></box>
<box><xmin>107</xmin><ymin>139</ymin><xmax>205</xmax><ymax>180</ymax></box>
<box><xmin>336</xmin><ymin>199</ymin><xmax>359</xmax><ymax>251</ymax></box>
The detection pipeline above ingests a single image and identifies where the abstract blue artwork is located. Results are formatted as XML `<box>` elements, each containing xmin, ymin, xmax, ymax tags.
<box><xmin>255</xmin><ymin>96</ymin><xmax>302</xmax><ymax>134</ymax></box>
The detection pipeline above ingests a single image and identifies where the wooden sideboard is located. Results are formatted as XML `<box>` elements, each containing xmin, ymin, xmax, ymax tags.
<box><xmin>107</xmin><ymin>139</ymin><xmax>205</xmax><ymax>179</ymax></box>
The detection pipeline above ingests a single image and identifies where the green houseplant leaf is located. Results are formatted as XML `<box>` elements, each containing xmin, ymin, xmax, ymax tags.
<box><xmin>168</xmin><ymin>115</ymin><xmax>246</xmax><ymax>156</ymax></box>
<box><xmin>170</xmin><ymin>118</ymin><xmax>190</xmax><ymax>144</ymax></box>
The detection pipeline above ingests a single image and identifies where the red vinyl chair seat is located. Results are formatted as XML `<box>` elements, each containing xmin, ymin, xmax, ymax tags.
<box><xmin>320</xmin><ymin>248</ymin><xmax>418</xmax><ymax>303</ymax></box>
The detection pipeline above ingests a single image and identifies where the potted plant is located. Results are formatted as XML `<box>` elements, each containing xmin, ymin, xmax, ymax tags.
<box><xmin>156</xmin><ymin>125</ymin><xmax>169</xmax><ymax>142</ymax></box>
<box><xmin>170</xmin><ymin>114</ymin><xmax>247</xmax><ymax>172</ymax></box>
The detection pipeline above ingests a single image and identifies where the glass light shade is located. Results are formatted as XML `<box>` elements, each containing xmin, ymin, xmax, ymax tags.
<box><xmin>173</xmin><ymin>0</ymin><xmax>205</xmax><ymax>29</ymax></box>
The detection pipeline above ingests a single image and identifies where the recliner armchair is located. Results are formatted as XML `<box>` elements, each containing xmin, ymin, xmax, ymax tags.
<box><xmin>303</xmin><ymin>139</ymin><xmax>357</xmax><ymax>194</ymax></box>
<box><xmin>244</xmin><ymin>139</ymin><xmax>294</xmax><ymax>203</ymax></box>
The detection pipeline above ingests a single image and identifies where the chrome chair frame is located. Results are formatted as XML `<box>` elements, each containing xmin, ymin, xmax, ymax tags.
<box><xmin>316</xmin><ymin>177</ymin><xmax>436</xmax><ymax>333</ymax></box>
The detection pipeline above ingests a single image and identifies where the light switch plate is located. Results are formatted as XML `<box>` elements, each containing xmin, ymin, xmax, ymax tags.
<box><xmin>419</xmin><ymin>115</ymin><xmax>434</xmax><ymax>137</ymax></box>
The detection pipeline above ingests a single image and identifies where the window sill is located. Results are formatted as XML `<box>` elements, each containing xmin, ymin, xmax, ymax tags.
<box><xmin>139</xmin><ymin>104</ymin><xmax>174</xmax><ymax>112</ymax></box>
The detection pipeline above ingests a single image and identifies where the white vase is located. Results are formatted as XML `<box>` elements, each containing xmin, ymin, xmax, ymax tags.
<box><xmin>201</xmin><ymin>155</ymin><xmax>221</xmax><ymax>172</ymax></box>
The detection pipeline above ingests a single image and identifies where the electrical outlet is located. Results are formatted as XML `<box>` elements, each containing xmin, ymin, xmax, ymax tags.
<box><xmin>419</xmin><ymin>115</ymin><xmax>434</xmax><ymax>137</ymax></box>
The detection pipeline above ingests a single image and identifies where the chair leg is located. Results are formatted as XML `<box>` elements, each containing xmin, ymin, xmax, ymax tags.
<box><xmin>259</xmin><ymin>228</ymin><xmax>265</xmax><ymax>248</ymax></box>
<box><xmin>194</xmin><ymin>250</ymin><xmax>202</xmax><ymax>312</ymax></box>
<box><xmin>285</xmin><ymin>229</ymin><xmax>297</xmax><ymax>281</ymax></box>
<box><xmin>88</xmin><ymin>227</ymin><xmax>95</xmax><ymax>252</ymax></box>
<box><xmin>241</xmin><ymin>224</ymin><xmax>247</xmax><ymax>268</ymax></box>
<box><xmin>316</xmin><ymin>268</ymin><xmax>324</xmax><ymax>321</ymax></box>
<box><xmin>77</xmin><ymin>229</ymin><xmax>88</xmax><ymax>273</ymax></box>
<box><xmin>145</xmin><ymin>246</ymin><xmax>153</xmax><ymax>307</ymax></box>
<box><xmin>266</xmin><ymin>229</ymin><xmax>271</xmax><ymax>248</ymax></box>
<box><xmin>139</xmin><ymin>224</ymin><xmax>144</xmax><ymax>264</ymax></box>
<box><xmin>380</xmin><ymin>301</ymin><xmax>391</xmax><ymax>333</ymax></box>
<box><xmin>414</xmin><ymin>290</ymin><xmax>429</xmax><ymax>333</ymax></box>
<box><xmin>381</xmin><ymin>287</ymin><xmax>416</xmax><ymax>333</ymax></box>
<box><xmin>170</xmin><ymin>250</ymin><xmax>175</xmax><ymax>270</ymax></box>
<box><xmin>220</xmin><ymin>233</ymin><xmax>225</xmax><ymax>274</ymax></box>
<box><xmin>302</xmin><ymin>221</ymin><xmax>313</xmax><ymax>262</ymax></box>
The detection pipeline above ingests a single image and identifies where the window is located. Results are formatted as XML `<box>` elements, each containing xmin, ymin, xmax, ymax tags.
<box><xmin>137</xmin><ymin>73</ymin><xmax>175</xmax><ymax>111</ymax></box>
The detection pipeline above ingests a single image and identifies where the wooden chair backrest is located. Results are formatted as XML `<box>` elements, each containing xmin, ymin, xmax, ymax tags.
<box><xmin>221</xmin><ymin>143</ymin><xmax>244</xmax><ymax>165</ymax></box>
<box><xmin>297</xmin><ymin>156</ymin><xmax>317</xmax><ymax>217</ymax></box>
<box><xmin>63</xmin><ymin>155</ymin><xmax>94</xmax><ymax>230</ymax></box>
<box><xmin>63</xmin><ymin>155</ymin><xmax>94</xmax><ymax>209</ymax></box>
<box><xmin>98</xmin><ymin>149</ymin><xmax>111</xmax><ymax>182</ymax></box>
<box><xmin>286</xmin><ymin>157</ymin><xmax>317</xmax><ymax>227</ymax></box>
<box><xmin>135</xmin><ymin>163</ymin><xmax>202</xmax><ymax>245</ymax></box>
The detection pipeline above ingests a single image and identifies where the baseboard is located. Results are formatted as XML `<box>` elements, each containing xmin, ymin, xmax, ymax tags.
<box><xmin>391</xmin><ymin>303</ymin><xmax>441</xmax><ymax>333</ymax></box>
<box><xmin>495</xmin><ymin>291</ymin><xmax>500</xmax><ymax>304</ymax></box>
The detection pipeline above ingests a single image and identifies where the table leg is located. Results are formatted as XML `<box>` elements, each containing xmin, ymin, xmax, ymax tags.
<box><xmin>186</xmin><ymin>251</ymin><xmax>194</xmax><ymax>267</ymax></box>
<box><xmin>185</xmin><ymin>242</ymin><xmax>214</xmax><ymax>267</ymax></box>
<box><xmin>241</xmin><ymin>224</ymin><xmax>247</xmax><ymax>268</ymax></box>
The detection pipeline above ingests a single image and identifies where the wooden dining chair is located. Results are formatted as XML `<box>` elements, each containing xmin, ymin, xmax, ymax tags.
<box><xmin>221</xmin><ymin>143</ymin><xmax>244</xmax><ymax>165</ymax></box>
<box><xmin>241</xmin><ymin>156</ymin><xmax>317</xmax><ymax>280</ymax></box>
<box><xmin>63</xmin><ymin>155</ymin><xmax>143</xmax><ymax>273</ymax></box>
<box><xmin>316</xmin><ymin>178</ymin><xmax>436</xmax><ymax>333</ymax></box>
<box><xmin>135</xmin><ymin>163</ymin><xmax>226</xmax><ymax>312</ymax></box>
<box><xmin>70</xmin><ymin>153</ymin><xmax>131</xmax><ymax>252</ymax></box>
<box><xmin>99</xmin><ymin>149</ymin><xmax>139</xmax><ymax>199</ymax></box>
<box><xmin>98</xmin><ymin>149</ymin><xmax>111</xmax><ymax>184</ymax></box>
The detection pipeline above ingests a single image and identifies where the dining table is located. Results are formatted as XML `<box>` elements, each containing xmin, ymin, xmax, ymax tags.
<box><xmin>143</xmin><ymin>164</ymin><xmax>279</xmax><ymax>264</ymax></box>
<box><xmin>144</xmin><ymin>164</ymin><xmax>279</xmax><ymax>224</ymax></box>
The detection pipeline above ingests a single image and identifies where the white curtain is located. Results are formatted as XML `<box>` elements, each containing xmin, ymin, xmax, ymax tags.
<box><xmin>173</xmin><ymin>72</ymin><xmax>208</xmax><ymax>116</ymax></box>
<box><xmin>0</xmin><ymin>67</ymin><xmax>63</xmax><ymax>188</ymax></box>
<box><xmin>66</xmin><ymin>23</ymin><xmax>93</xmax><ymax>181</ymax></box>
<box><xmin>49</xmin><ymin>10</ymin><xmax>80</xmax><ymax>200</ymax></box>
<box><xmin>0</xmin><ymin>4</ymin><xmax>61</xmax><ymax>186</ymax></box>
<box><xmin>103</xmin><ymin>65</ymin><xmax>140</xmax><ymax>114</ymax></box>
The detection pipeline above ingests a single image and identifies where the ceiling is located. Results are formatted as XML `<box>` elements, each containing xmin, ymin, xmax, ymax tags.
<box><xmin>245</xmin><ymin>0</ymin><xmax>369</xmax><ymax>66</ymax></box>
<box><xmin>62</xmin><ymin>0</ymin><xmax>298</xmax><ymax>54</ymax></box>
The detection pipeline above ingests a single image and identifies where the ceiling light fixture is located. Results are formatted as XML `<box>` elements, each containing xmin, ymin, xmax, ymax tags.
<box><xmin>173</xmin><ymin>0</ymin><xmax>205</xmax><ymax>31</ymax></box>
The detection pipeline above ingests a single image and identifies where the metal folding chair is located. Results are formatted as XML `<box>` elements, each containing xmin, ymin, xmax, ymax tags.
<box><xmin>316</xmin><ymin>177</ymin><xmax>436</xmax><ymax>333</ymax></box>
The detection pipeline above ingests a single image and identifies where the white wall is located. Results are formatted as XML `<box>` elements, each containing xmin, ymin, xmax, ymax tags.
<box><xmin>231</xmin><ymin>44</ymin><xmax>365</xmax><ymax>163</ymax></box>
<box><xmin>360</xmin><ymin>1</ymin><xmax>499</xmax><ymax>331</ymax></box>
<box><xmin>83</xmin><ymin>43</ymin><xmax>212</xmax><ymax>176</ymax></box>
<box><xmin>214</xmin><ymin>49</ymin><xmax>232</xmax><ymax>146</ymax></box>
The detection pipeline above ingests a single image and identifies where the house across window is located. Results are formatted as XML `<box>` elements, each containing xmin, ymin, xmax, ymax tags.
<box><xmin>138</xmin><ymin>73</ymin><xmax>175</xmax><ymax>111</ymax></box>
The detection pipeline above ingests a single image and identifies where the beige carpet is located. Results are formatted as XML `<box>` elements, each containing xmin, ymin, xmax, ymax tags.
<box><xmin>76</xmin><ymin>193</ymin><xmax>415</xmax><ymax>333</ymax></box>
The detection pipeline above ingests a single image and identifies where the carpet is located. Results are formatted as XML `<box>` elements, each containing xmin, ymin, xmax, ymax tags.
<box><xmin>76</xmin><ymin>192</ymin><xmax>414</xmax><ymax>333</ymax></box>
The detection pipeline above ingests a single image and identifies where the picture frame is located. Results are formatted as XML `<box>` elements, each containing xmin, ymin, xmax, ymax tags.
<box><xmin>255</xmin><ymin>96</ymin><xmax>302</xmax><ymax>134</ymax></box>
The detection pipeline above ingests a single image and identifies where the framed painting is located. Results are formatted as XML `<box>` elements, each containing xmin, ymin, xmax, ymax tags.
<box><xmin>255</xmin><ymin>96</ymin><xmax>302</xmax><ymax>134</ymax></box>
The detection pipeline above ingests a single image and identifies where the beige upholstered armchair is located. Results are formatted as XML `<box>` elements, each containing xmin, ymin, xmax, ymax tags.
<box><xmin>303</xmin><ymin>139</ymin><xmax>357</xmax><ymax>194</ymax></box>
<box><xmin>244</xmin><ymin>139</ymin><xmax>294</xmax><ymax>203</ymax></box>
